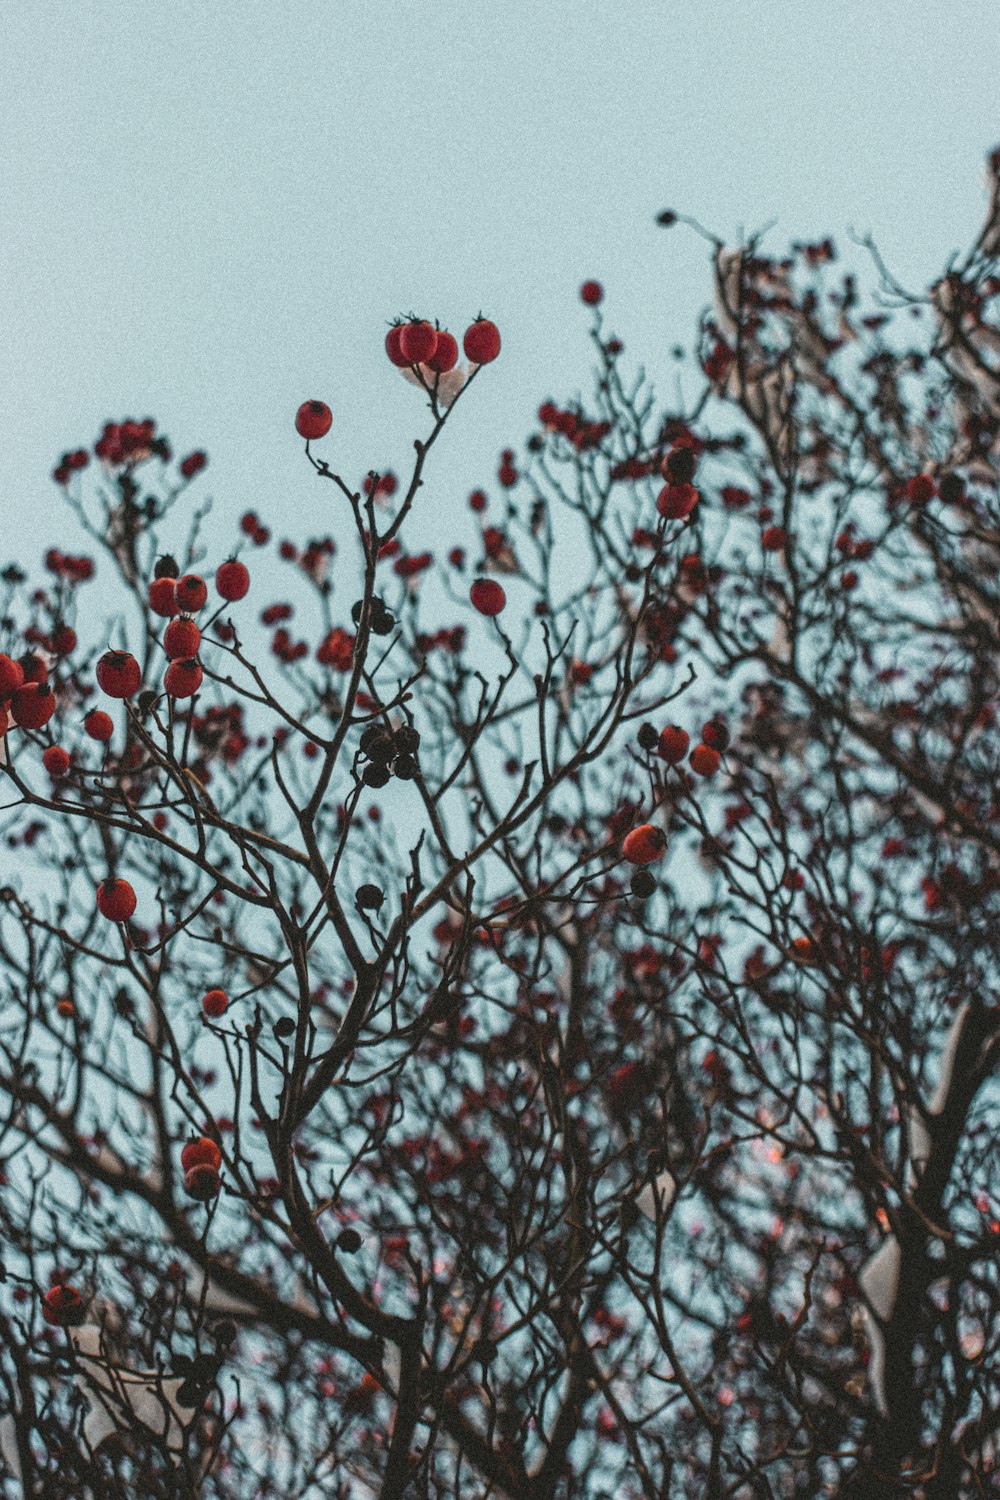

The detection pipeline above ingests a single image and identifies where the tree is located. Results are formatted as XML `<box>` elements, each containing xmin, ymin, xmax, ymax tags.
<box><xmin>0</xmin><ymin>152</ymin><xmax>999</xmax><ymax>1498</ymax></box>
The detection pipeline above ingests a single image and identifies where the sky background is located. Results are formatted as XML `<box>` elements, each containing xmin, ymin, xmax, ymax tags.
<box><xmin>2</xmin><ymin>1</ymin><xmax>999</xmax><ymax>605</ymax></box>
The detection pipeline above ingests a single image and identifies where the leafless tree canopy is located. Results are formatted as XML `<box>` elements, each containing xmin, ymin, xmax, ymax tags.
<box><xmin>1</xmin><ymin>152</ymin><xmax>1000</xmax><ymax>1500</ymax></box>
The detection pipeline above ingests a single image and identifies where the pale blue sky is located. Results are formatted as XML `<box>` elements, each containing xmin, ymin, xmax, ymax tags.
<box><xmin>2</xmin><ymin>1</ymin><xmax>998</xmax><ymax>586</ymax></box>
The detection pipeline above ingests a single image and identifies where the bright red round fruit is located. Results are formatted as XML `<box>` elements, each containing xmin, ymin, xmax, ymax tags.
<box><xmin>164</xmin><ymin>658</ymin><xmax>203</xmax><ymax>698</ymax></box>
<box><xmin>463</xmin><ymin>319</ymin><xmax>501</xmax><ymax>365</ymax></box>
<box><xmin>148</xmin><ymin>576</ymin><xmax>179</xmax><ymax>618</ymax></box>
<box><xmin>96</xmin><ymin>878</ymin><xmax>137</xmax><ymax>922</ymax></box>
<box><xmin>657</xmin><ymin>483</ymin><xmax>699</xmax><ymax>520</ymax></box>
<box><xmin>174</xmin><ymin>574</ymin><xmax>208</xmax><ymax>612</ymax></box>
<box><xmin>43</xmin><ymin>745</ymin><xmax>71</xmax><ymax>777</ymax></box>
<box><xmin>470</xmin><ymin>579</ymin><xmax>506</xmax><ymax>616</ymax></box>
<box><xmin>398</xmin><ymin>321</ymin><xmax>439</xmax><ymax>365</ymax></box>
<box><xmin>163</xmin><ymin>617</ymin><xmax>202</xmax><ymax>660</ymax></box>
<box><xmin>96</xmin><ymin>650</ymin><xmax>141</xmax><ymax>699</ymax></box>
<box><xmin>216</xmin><ymin>559</ymin><xmax>250</xmax><ymax>601</ymax></box>
<box><xmin>185</xmin><ymin>1164</ymin><xmax>222</xmax><ymax>1201</ymax></box>
<box><xmin>622</xmin><ymin>824</ymin><xmax>667</xmax><ymax>865</ymax></box>
<box><xmin>202</xmin><ymin>987</ymin><xmax>228</xmax><ymax>1019</ymax></box>
<box><xmin>689</xmin><ymin>743</ymin><xmax>721</xmax><ymax>777</ymax></box>
<box><xmin>761</xmin><ymin>526</ymin><xmax>787</xmax><ymax>553</ymax></box>
<box><xmin>385</xmin><ymin>325</ymin><xmax>410</xmax><ymax>367</ymax></box>
<box><xmin>11</xmin><ymin>683</ymin><xmax>56</xmax><ymax>729</ymax></box>
<box><xmin>658</xmin><ymin>725</ymin><xmax>689</xmax><ymax>764</ymax></box>
<box><xmin>181</xmin><ymin>1135</ymin><xmax>222</xmax><ymax>1172</ymax></box>
<box><xmin>84</xmin><ymin>709</ymin><xmax>114</xmax><ymax>742</ymax></box>
<box><xmin>0</xmin><ymin>704</ymin><xmax>8</xmax><ymax>736</ymax></box>
<box><xmin>295</xmin><ymin>400</ymin><xmax>333</xmax><ymax>440</ymax></box>
<box><xmin>0</xmin><ymin>654</ymin><xmax>24</xmax><ymax>698</ymax></box>
<box><xmin>427</xmin><ymin>330</ymin><xmax>459</xmax><ymax>373</ymax></box>
<box><xmin>42</xmin><ymin>1284</ymin><xmax>86</xmax><ymax>1328</ymax></box>
<box><xmin>580</xmin><ymin>280</ymin><xmax>604</xmax><ymax>305</ymax></box>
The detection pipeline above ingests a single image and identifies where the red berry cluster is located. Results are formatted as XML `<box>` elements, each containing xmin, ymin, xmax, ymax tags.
<box><xmin>385</xmin><ymin>317</ymin><xmax>501</xmax><ymax>369</ymax></box>
<box><xmin>51</xmin><ymin>449</ymin><xmax>90</xmax><ymax>485</ymax></box>
<box><xmin>0</xmin><ymin>652</ymin><xmax>57</xmax><ymax>732</ymax></box>
<box><xmin>44</xmin><ymin>549</ymin><xmax>95</xmax><ymax>582</ymax></box>
<box><xmin>537</xmin><ymin>402</ymin><xmax>612</xmax><ymax>450</ymax></box>
<box><xmin>94</xmin><ymin>418</ymin><xmax>168</xmax><ymax>468</ymax></box>
<box><xmin>637</xmin><ymin>716</ymin><xmax>729</xmax><ymax>778</ymax></box>
<box><xmin>240</xmin><ymin>511</ymin><xmax>271</xmax><ymax>546</ymax></box>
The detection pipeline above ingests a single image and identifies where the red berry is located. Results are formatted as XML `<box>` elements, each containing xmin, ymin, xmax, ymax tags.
<box><xmin>202</xmin><ymin>988</ymin><xmax>228</xmax><ymax>1019</ymax></box>
<box><xmin>180</xmin><ymin>450</ymin><xmax>207</xmax><ymax>479</ymax></box>
<box><xmin>96</xmin><ymin>878</ymin><xmax>137</xmax><ymax>922</ymax></box>
<box><xmin>427</xmin><ymin>330</ymin><xmax>459</xmax><ymax>373</ymax></box>
<box><xmin>148</xmin><ymin>576</ymin><xmax>180</xmax><ymax>618</ymax></box>
<box><xmin>43</xmin><ymin>746</ymin><xmax>71</xmax><ymax>777</ymax></box>
<box><xmin>700</xmin><ymin>718</ymin><xmax>730</xmax><ymax>752</ymax></box>
<box><xmin>0</xmin><ymin>703</ymin><xmax>8</xmax><ymax>736</ymax></box>
<box><xmin>19</xmin><ymin>652</ymin><xmax>48</xmax><ymax>684</ymax></box>
<box><xmin>469</xmin><ymin>579</ymin><xmax>506</xmax><ymax>616</ymax></box>
<box><xmin>11</xmin><ymin>683</ymin><xmax>56</xmax><ymax>730</ymax></box>
<box><xmin>181</xmin><ymin>1135</ymin><xmax>222</xmax><ymax>1172</ymax></box>
<box><xmin>906</xmin><ymin>474</ymin><xmax>936</xmax><ymax>504</ymax></box>
<box><xmin>463</xmin><ymin>319</ymin><xmax>501</xmax><ymax>365</ymax></box>
<box><xmin>49</xmin><ymin>625</ymin><xmax>77</xmax><ymax>657</ymax></box>
<box><xmin>398</xmin><ymin>321</ymin><xmax>439</xmax><ymax>365</ymax></box>
<box><xmin>96</xmin><ymin>650</ymin><xmax>141</xmax><ymax>699</ymax></box>
<box><xmin>185</xmin><ymin>1164</ymin><xmax>222</xmax><ymax>1201</ymax></box>
<box><xmin>164</xmin><ymin>658</ymin><xmax>203</xmax><ymax>699</ymax></box>
<box><xmin>0</xmin><ymin>654</ymin><xmax>24</xmax><ymax>698</ymax></box>
<box><xmin>657</xmin><ymin>483</ymin><xmax>699</xmax><ymax>520</ymax></box>
<box><xmin>295</xmin><ymin>400</ymin><xmax>333</xmax><ymax>440</ymax></box>
<box><xmin>761</xmin><ymin>526</ymin><xmax>787</xmax><ymax>553</ymax></box>
<box><xmin>385</xmin><ymin>325</ymin><xmax>410</xmax><ymax>367</ymax></box>
<box><xmin>580</xmin><ymin>280</ymin><xmax>604</xmax><ymax>305</ymax></box>
<box><xmin>216</xmin><ymin>559</ymin><xmax>250</xmax><ymax>601</ymax></box>
<box><xmin>56</xmin><ymin>997</ymin><xmax>76</xmax><ymax>1018</ymax></box>
<box><xmin>689</xmin><ymin>743</ymin><xmax>721</xmax><ymax>777</ymax></box>
<box><xmin>163</xmin><ymin>618</ymin><xmax>202</xmax><ymax>660</ymax></box>
<box><xmin>174</xmin><ymin>574</ymin><xmax>208</xmax><ymax>613</ymax></box>
<box><xmin>42</xmin><ymin>1284</ymin><xmax>85</xmax><ymax>1328</ymax></box>
<box><xmin>657</xmin><ymin>725</ymin><xmax>690</xmax><ymax>764</ymax></box>
<box><xmin>622</xmin><ymin>823</ymin><xmax>667</xmax><ymax>865</ymax></box>
<box><xmin>84</xmin><ymin>709</ymin><xmax>114</xmax><ymax>742</ymax></box>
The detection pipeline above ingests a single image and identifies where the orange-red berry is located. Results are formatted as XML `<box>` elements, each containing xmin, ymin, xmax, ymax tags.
<box><xmin>658</xmin><ymin>725</ymin><xmax>690</xmax><ymax>764</ymax></box>
<box><xmin>96</xmin><ymin>879</ymin><xmax>136</xmax><ymax>921</ymax></box>
<box><xmin>622</xmin><ymin>824</ymin><xmax>667</xmax><ymax>865</ymax></box>
<box><xmin>202</xmin><ymin>988</ymin><xmax>228</xmax><ymax>1019</ymax></box>
<box><xmin>689</xmin><ymin>743</ymin><xmax>721</xmax><ymax>777</ymax></box>
<box><xmin>163</xmin><ymin>617</ymin><xmax>201</xmax><ymax>660</ymax></box>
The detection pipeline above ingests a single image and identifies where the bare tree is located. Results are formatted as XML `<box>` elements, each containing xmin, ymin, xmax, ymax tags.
<box><xmin>0</xmin><ymin>159</ymin><xmax>999</xmax><ymax>1499</ymax></box>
